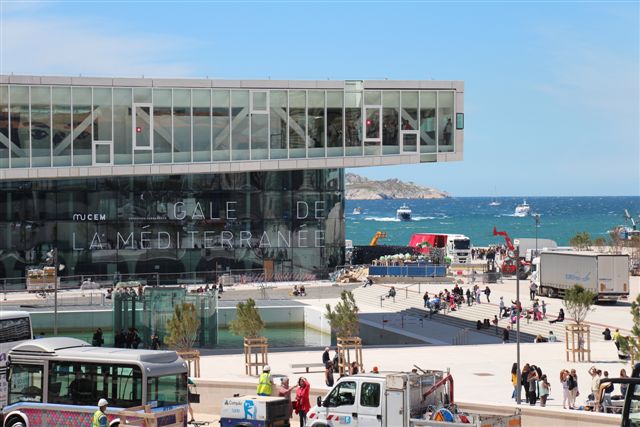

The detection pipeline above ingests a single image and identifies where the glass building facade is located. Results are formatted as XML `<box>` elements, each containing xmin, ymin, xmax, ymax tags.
<box><xmin>0</xmin><ymin>80</ymin><xmax>463</xmax><ymax>170</ymax></box>
<box><xmin>0</xmin><ymin>76</ymin><xmax>464</xmax><ymax>282</ymax></box>
<box><xmin>0</xmin><ymin>169</ymin><xmax>343</xmax><ymax>281</ymax></box>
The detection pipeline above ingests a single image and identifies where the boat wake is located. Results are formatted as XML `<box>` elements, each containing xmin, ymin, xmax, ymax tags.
<box><xmin>365</xmin><ymin>217</ymin><xmax>401</xmax><ymax>222</ymax></box>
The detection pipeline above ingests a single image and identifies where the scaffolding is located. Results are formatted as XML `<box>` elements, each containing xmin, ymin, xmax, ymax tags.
<box><xmin>113</xmin><ymin>287</ymin><xmax>218</xmax><ymax>349</ymax></box>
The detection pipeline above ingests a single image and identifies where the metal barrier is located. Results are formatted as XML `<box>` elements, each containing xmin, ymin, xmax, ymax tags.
<box><xmin>368</xmin><ymin>264</ymin><xmax>447</xmax><ymax>278</ymax></box>
<box><xmin>452</xmin><ymin>328</ymin><xmax>469</xmax><ymax>345</ymax></box>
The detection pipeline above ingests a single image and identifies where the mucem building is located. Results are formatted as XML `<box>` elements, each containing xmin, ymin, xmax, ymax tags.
<box><xmin>0</xmin><ymin>76</ymin><xmax>464</xmax><ymax>285</ymax></box>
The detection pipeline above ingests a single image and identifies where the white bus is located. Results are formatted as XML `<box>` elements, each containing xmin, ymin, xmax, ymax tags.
<box><xmin>0</xmin><ymin>311</ymin><xmax>33</xmax><ymax>409</ymax></box>
<box><xmin>2</xmin><ymin>337</ymin><xmax>188</xmax><ymax>427</ymax></box>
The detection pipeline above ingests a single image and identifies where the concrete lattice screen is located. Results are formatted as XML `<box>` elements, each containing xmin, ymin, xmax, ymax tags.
<box><xmin>113</xmin><ymin>287</ymin><xmax>218</xmax><ymax>349</ymax></box>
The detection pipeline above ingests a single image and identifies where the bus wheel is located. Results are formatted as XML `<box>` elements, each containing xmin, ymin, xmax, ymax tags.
<box><xmin>6</xmin><ymin>417</ymin><xmax>26</xmax><ymax>427</ymax></box>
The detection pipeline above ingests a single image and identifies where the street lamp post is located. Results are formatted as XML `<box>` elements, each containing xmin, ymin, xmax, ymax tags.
<box><xmin>515</xmin><ymin>246</ymin><xmax>521</xmax><ymax>404</ymax></box>
<box><xmin>533</xmin><ymin>214</ymin><xmax>541</xmax><ymax>258</ymax></box>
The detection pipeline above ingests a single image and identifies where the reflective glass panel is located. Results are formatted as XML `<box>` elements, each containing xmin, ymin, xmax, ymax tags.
<box><xmin>113</xmin><ymin>88</ymin><xmax>132</xmax><ymax>164</ymax></box>
<box><xmin>95</xmin><ymin>143</ymin><xmax>111</xmax><ymax>164</ymax></box>
<box><xmin>403</xmin><ymin>132</ymin><xmax>417</xmax><ymax>152</ymax></box>
<box><xmin>93</xmin><ymin>88</ymin><xmax>112</xmax><ymax>142</ymax></box>
<box><xmin>0</xmin><ymin>86</ymin><xmax>7</xmax><ymax>168</ymax></box>
<box><xmin>153</xmin><ymin>89</ymin><xmax>172</xmax><ymax>163</ymax></box>
<box><xmin>364</xmin><ymin>108</ymin><xmax>381</xmax><ymax>155</ymax></box>
<box><xmin>344</xmin><ymin>92</ymin><xmax>362</xmax><ymax>156</ymax></box>
<box><xmin>9</xmin><ymin>86</ymin><xmax>29</xmax><ymax>168</ymax></box>
<box><xmin>51</xmin><ymin>87</ymin><xmax>72</xmax><ymax>166</ymax></box>
<box><xmin>420</xmin><ymin>91</ymin><xmax>436</xmax><ymax>153</ymax></box>
<box><xmin>212</xmin><ymin>90</ymin><xmax>230</xmax><ymax>161</ymax></box>
<box><xmin>308</xmin><ymin>91</ymin><xmax>325</xmax><ymax>158</ymax></box>
<box><xmin>401</xmin><ymin>91</ymin><xmax>418</xmax><ymax>131</ymax></box>
<box><xmin>173</xmin><ymin>89</ymin><xmax>191</xmax><ymax>163</ymax></box>
<box><xmin>288</xmin><ymin>90</ymin><xmax>306</xmax><ymax>158</ymax></box>
<box><xmin>31</xmin><ymin>86</ymin><xmax>51</xmax><ymax>167</ymax></box>
<box><xmin>269</xmin><ymin>90</ymin><xmax>287</xmax><ymax>159</ymax></box>
<box><xmin>251</xmin><ymin>113</ymin><xmax>268</xmax><ymax>160</ymax></box>
<box><xmin>252</xmin><ymin>91</ymin><xmax>267</xmax><ymax>111</ymax></box>
<box><xmin>193</xmin><ymin>89</ymin><xmax>211</xmax><ymax>162</ymax></box>
<box><xmin>231</xmin><ymin>91</ymin><xmax>249</xmax><ymax>161</ymax></box>
<box><xmin>72</xmin><ymin>87</ymin><xmax>92</xmax><ymax>166</ymax></box>
<box><xmin>438</xmin><ymin>91</ymin><xmax>454</xmax><ymax>152</ymax></box>
<box><xmin>326</xmin><ymin>91</ymin><xmax>343</xmax><ymax>156</ymax></box>
<box><xmin>364</xmin><ymin>91</ymin><xmax>381</xmax><ymax>106</ymax></box>
<box><xmin>382</xmin><ymin>91</ymin><xmax>399</xmax><ymax>154</ymax></box>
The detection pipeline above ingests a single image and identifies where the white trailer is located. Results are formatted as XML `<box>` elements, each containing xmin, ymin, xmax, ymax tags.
<box><xmin>538</xmin><ymin>251</ymin><xmax>629</xmax><ymax>302</ymax></box>
<box><xmin>306</xmin><ymin>369</ymin><xmax>520</xmax><ymax>427</ymax></box>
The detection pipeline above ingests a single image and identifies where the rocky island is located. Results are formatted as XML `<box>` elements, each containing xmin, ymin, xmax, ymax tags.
<box><xmin>345</xmin><ymin>173</ymin><xmax>449</xmax><ymax>200</ymax></box>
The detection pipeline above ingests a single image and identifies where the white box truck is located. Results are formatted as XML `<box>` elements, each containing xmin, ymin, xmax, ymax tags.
<box><xmin>306</xmin><ymin>369</ymin><xmax>520</xmax><ymax>427</ymax></box>
<box><xmin>537</xmin><ymin>251</ymin><xmax>629</xmax><ymax>302</ymax></box>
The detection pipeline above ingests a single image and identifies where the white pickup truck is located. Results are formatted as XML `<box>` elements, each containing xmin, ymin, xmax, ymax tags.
<box><xmin>306</xmin><ymin>369</ymin><xmax>520</xmax><ymax>427</ymax></box>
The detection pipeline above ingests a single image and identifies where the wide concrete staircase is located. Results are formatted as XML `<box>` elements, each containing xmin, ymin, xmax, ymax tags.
<box><xmin>352</xmin><ymin>284</ymin><xmax>611</xmax><ymax>344</ymax></box>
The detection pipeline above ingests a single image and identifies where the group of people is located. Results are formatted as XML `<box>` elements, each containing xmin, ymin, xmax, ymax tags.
<box><xmin>422</xmin><ymin>283</ymin><xmax>491</xmax><ymax>314</ymax></box>
<box><xmin>322</xmin><ymin>347</ymin><xmax>361</xmax><ymax>387</ymax></box>
<box><xmin>257</xmin><ymin>365</ymin><xmax>310</xmax><ymax>427</ymax></box>
<box><xmin>511</xmin><ymin>363</ymin><xmax>551</xmax><ymax>406</ymax></box>
<box><xmin>113</xmin><ymin>327</ymin><xmax>142</xmax><ymax>349</ymax></box>
<box><xmin>511</xmin><ymin>363</ymin><xmax>629</xmax><ymax>411</ymax></box>
<box><xmin>292</xmin><ymin>285</ymin><xmax>307</xmax><ymax>296</ymax></box>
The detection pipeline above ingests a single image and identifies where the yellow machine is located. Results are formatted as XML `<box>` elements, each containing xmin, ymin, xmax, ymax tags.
<box><xmin>370</xmin><ymin>231</ymin><xmax>387</xmax><ymax>246</ymax></box>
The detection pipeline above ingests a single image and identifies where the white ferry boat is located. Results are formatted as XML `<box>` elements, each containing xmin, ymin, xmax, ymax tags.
<box><xmin>396</xmin><ymin>204</ymin><xmax>412</xmax><ymax>221</ymax></box>
<box><xmin>514</xmin><ymin>200</ymin><xmax>531</xmax><ymax>217</ymax></box>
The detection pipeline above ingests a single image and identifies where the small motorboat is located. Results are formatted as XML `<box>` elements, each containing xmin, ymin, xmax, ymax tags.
<box><xmin>514</xmin><ymin>200</ymin><xmax>530</xmax><ymax>217</ymax></box>
<box><xmin>489</xmin><ymin>199</ymin><xmax>501</xmax><ymax>207</ymax></box>
<box><xmin>353</xmin><ymin>207</ymin><xmax>362</xmax><ymax>215</ymax></box>
<box><xmin>396</xmin><ymin>204</ymin><xmax>412</xmax><ymax>221</ymax></box>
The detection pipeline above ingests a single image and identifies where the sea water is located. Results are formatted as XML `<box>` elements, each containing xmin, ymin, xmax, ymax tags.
<box><xmin>346</xmin><ymin>196</ymin><xmax>640</xmax><ymax>247</ymax></box>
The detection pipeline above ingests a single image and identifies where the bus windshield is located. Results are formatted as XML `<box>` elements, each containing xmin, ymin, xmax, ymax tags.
<box><xmin>147</xmin><ymin>374</ymin><xmax>188</xmax><ymax>407</ymax></box>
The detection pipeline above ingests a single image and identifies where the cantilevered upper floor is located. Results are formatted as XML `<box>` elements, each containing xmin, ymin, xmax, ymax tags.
<box><xmin>0</xmin><ymin>75</ymin><xmax>464</xmax><ymax>180</ymax></box>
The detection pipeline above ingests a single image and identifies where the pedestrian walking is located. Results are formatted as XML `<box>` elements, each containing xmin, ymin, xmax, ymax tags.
<box><xmin>541</xmin><ymin>300</ymin><xmax>547</xmax><ymax>318</ymax></box>
<box><xmin>257</xmin><ymin>365</ymin><xmax>273</xmax><ymax>396</ymax></box>
<box><xmin>484</xmin><ymin>286</ymin><xmax>491</xmax><ymax>303</ymax></box>
<box><xmin>295</xmin><ymin>377</ymin><xmax>311</xmax><ymax>427</ymax></box>
<box><xmin>492</xmin><ymin>315</ymin><xmax>499</xmax><ymax>334</ymax></box>
<box><xmin>568</xmin><ymin>369</ymin><xmax>579</xmax><ymax>409</ymax></box>
<box><xmin>529</xmin><ymin>281</ymin><xmax>538</xmax><ymax>300</ymax></box>
<box><xmin>511</xmin><ymin>363</ymin><xmax>519</xmax><ymax>400</ymax></box>
<box><xmin>561</xmin><ymin>370</ymin><xmax>571</xmax><ymax>409</ymax></box>
<box><xmin>499</xmin><ymin>297</ymin><xmax>505</xmax><ymax>318</ymax></box>
<box><xmin>423</xmin><ymin>291</ymin><xmax>429</xmax><ymax>308</ymax></box>
<box><xmin>466</xmin><ymin>288</ymin><xmax>472</xmax><ymax>306</ymax></box>
<box><xmin>325</xmin><ymin>362</ymin><xmax>334</xmax><ymax>387</ymax></box>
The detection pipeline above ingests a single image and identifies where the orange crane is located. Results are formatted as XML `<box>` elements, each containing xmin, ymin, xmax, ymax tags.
<box><xmin>369</xmin><ymin>231</ymin><xmax>388</xmax><ymax>246</ymax></box>
<box><xmin>492</xmin><ymin>227</ymin><xmax>530</xmax><ymax>277</ymax></box>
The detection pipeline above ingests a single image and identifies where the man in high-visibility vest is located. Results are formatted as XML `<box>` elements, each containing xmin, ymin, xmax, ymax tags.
<box><xmin>93</xmin><ymin>398</ymin><xmax>108</xmax><ymax>427</ymax></box>
<box><xmin>256</xmin><ymin>365</ymin><xmax>273</xmax><ymax>396</ymax></box>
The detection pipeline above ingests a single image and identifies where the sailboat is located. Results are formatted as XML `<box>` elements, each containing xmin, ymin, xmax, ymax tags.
<box><xmin>489</xmin><ymin>188</ymin><xmax>501</xmax><ymax>206</ymax></box>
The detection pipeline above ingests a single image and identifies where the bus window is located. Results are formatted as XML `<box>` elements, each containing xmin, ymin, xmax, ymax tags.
<box><xmin>48</xmin><ymin>361</ymin><xmax>142</xmax><ymax>407</ymax></box>
<box><xmin>0</xmin><ymin>316</ymin><xmax>32</xmax><ymax>344</ymax></box>
<box><xmin>147</xmin><ymin>373</ymin><xmax>188</xmax><ymax>407</ymax></box>
<box><xmin>9</xmin><ymin>364</ymin><xmax>43</xmax><ymax>404</ymax></box>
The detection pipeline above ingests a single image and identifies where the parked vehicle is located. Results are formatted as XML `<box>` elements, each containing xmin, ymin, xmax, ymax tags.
<box><xmin>0</xmin><ymin>311</ymin><xmax>33</xmax><ymax>410</ymax></box>
<box><xmin>537</xmin><ymin>251</ymin><xmax>630</xmax><ymax>302</ymax></box>
<box><xmin>1</xmin><ymin>337</ymin><xmax>188</xmax><ymax>427</ymax></box>
<box><xmin>306</xmin><ymin>369</ymin><xmax>520</xmax><ymax>426</ymax></box>
<box><xmin>409</xmin><ymin>233</ymin><xmax>471</xmax><ymax>264</ymax></box>
<box><xmin>219</xmin><ymin>395</ymin><xmax>291</xmax><ymax>426</ymax></box>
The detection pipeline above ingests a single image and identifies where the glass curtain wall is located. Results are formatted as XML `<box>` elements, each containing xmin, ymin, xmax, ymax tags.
<box><xmin>382</xmin><ymin>91</ymin><xmax>399</xmax><ymax>155</ymax></box>
<box><xmin>0</xmin><ymin>85</ymin><xmax>457</xmax><ymax>167</ymax></box>
<box><xmin>288</xmin><ymin>91</ymin><xmax>306</xmax><ymax>158</ymax></box>
<box><xmin>30</xmin><ymin>86</ymin><xmax>51</xmax><ymax>167</ymax></box>
<box><xmin>419</xmin><ymin>91</ymin><xmax>436</xmax><ymax>153</ymax></box>
<box><xmin>269</xmin><ymin>91</ymin><xmax>287</xmax><ymax>159</ymax></box>
<box><xmin>212</xmin><ymin>90</ymin><xmax>230</xmax><ymax>161</ymax></box>
<box><xmin>438</xmin><ymin>91</ymin><xmax>454</xmax><ymax>152</ymax></box>
<box><xmin>344</xmin><ymin>92</ymin><xmax>362</xmax><ymax>156</ymax></box>
<box><xmin>231</xmin><ymin>91</ymin><xmax>249</xmax><ymax>161</ymax></box>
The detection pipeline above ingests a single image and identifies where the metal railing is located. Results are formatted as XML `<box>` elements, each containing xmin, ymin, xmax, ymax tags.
<box><xmin>452</xmin><ymin>328</ymin><xmax>469</xmax><ymax>345</ymax></box>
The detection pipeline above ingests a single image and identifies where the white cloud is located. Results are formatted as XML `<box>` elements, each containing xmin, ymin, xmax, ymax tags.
<box><xmin>0</xmin><ymin>16</ymin><xmax>197</xmax><ymax>77</ymax></box>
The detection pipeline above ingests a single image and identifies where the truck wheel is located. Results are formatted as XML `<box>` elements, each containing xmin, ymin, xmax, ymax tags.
<box><xmin>6</xmin><ymin>417</ymin><xmax>26</xmax><ymax>427</ymax></box>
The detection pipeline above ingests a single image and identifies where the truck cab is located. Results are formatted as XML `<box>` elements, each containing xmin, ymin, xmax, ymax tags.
<box><xmin>446</xmin><ymin>234</ymin><xmax>471</xmax><ymax>264</ymax></box>
<box><xmin>307</xmin><ymin>370</ymin><xmax>452</xmax><ymax>427</ymax></box>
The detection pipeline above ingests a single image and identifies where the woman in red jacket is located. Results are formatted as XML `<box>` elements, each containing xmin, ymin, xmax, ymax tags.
<box><xmin>295</xmin><ymin>377</ymin><xmax>311</xmax><ymax>426</ymax></box>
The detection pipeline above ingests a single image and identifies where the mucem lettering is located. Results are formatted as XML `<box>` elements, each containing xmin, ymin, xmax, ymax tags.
<box><xmin>72</xmin><ymin>213</ymin><xmax>107</xmax><ymax>221</ymax></box>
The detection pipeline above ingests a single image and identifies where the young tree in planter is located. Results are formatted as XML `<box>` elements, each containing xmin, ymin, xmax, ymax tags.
<box><xmin>325</xmin><ymin>290</ymin><xmax>362</xmax><ymax>375</ymax></box>
<box><xmin>563</xmin><ymin>284</ymin><xmax>596</xmax><ymax>362</ymax></box>
<box><xmin>165</xmin><ymin>302</ymin><xmax>201</xmax><ymax>352</ymax></box>
<box><xmin>325</xmin><ymin>290</ymin><xmax>360</xmax><ymax>338</ymax></box>
<box><xmin>563</xmin><ymin>284</ymin><xmax>596</xmax><ymax>325</ymax></box>
<box><xmin>230</xmin><ymin>298</ymin><xmax>268</xmax><ymax>375</ymax></box>
<box><xmin>229</xmin><ymin>298</ymin><xmax>265</xmax><ymax>338</ymax></box>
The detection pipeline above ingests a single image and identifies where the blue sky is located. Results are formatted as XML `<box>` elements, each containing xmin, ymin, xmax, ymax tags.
<box><xmin>1</xmin><ymin>0</ymin><xmax>638</xmax><ymax>197</ymax></box>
